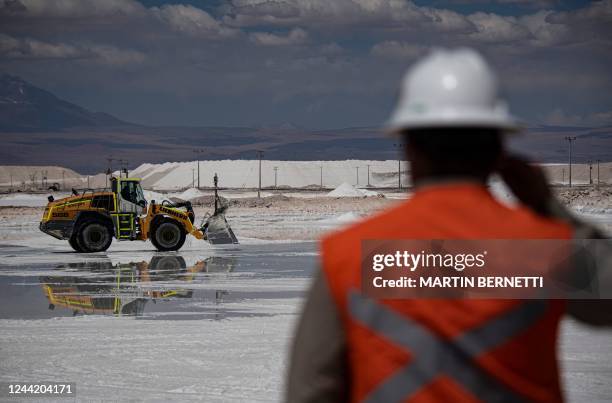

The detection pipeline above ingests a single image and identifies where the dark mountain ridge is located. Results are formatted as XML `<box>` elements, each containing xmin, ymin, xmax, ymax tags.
<box><xmin>0</xmin><ymin>74</ymin><xmax>126</xmax><ymax>131</ymax></box>
<box><xmin>0</xmin><ymin>75</ymin><xmax>610</xmax><ymax>174</ymax></box>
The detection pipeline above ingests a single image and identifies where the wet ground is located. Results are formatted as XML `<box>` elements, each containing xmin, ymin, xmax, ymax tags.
<box><xmin>0</xmin><ymin>240</ymin><xmax>315</xmax><ymax>402</ymax></box>
<box><xmin>0</xmin><ymin>209</ymin><xmax>611</xmax><ymax>401</ymax></box>
<box><xmin>0</xmin><ymin>243</ymin><xmax>315</xmax><ymax>321</ymax></box>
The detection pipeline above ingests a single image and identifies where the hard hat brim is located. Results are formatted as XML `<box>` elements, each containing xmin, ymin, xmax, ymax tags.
<box><xmin>386</xmin><ymin>109</ymin><xmax>523</xmax><ymax>135</ymax></box>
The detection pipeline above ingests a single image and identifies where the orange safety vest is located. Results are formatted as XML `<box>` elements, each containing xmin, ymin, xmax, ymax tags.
<box><xmin>321</xmin><ymin>183</ymin><xmax>572</xmax><ymax>403</ymax></box>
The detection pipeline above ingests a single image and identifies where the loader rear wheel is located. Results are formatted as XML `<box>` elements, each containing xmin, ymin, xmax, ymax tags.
<box><xmin>68</xmin><ymin>235</ymin><xmax>83</xmax><ymax>252</ymax></box>
<box><xmin>77</xmin><ymin>220</ymin><xmax>112</xmax><ymax>253</ymax></box>
<box><xmin>151</xmin><ymin>219</ymin><xmax>186</xmax><ymax>251</ymax></box>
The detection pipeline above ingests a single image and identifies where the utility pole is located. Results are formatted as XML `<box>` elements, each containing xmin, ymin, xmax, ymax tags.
<box><xmin>106</xmin><ymin>156</ymin><xmax>114</xmax><ymax>187</ymax></box>
<box><xmin>107</xmin><ymin>156</ymin><xmax>113</xmax><ymax>175</ymax></box>
<box><xmin>398</xmin><ymin>159</ymin><xmax>401</xmax><ymax>189</ymax></box>
<box><xmin>87</xmin><ymin>175</ymin><xmax>90</xmax><ymax>188</ymax></box>
<box><xmin>118</xmin><ymin>159</ymin><xmax>129</xmax><ymax>178</ymax></box>
<box><xmin>273</xmin><ymin>166</ymin><xmax>278</xmax><ymax>188</ymax></box>
<box><xmin>596</xmin><ymin>159</ymin><xmax>601</xmax><ymax>187</ymax></box>
<box><xmin>588</xmin><ymin>160</ymin><xmax>593</xmax><ymax>185</ymax></box>
<box><xmin>564</xmin><ymin>136</ymin><xmax>576</xmax><ymax>187</ymax></box>
<box><xmin>193</xmin><ymin>148</ymin><xmax>204</xmax><ymax>188</ymax></box>
<box><xmin>192</xmin><ymin>168</ymin><xmax>195</xmax><ymax>188</ymax></box>
<box><xmin>320</xmin><ymin>165</ymin><xmax>323</xmax><ymax>189</ymax></box>
<box><xmin>355</xmin><ymin>166</ymin><xmax>359</xmax><ymax>186</ymax></box>
<box><xmin>562</xmin><ymin>168</ymin><xmax>565</xmax><ymax>184</ymax></box>
<box><xmin>62</xmin><ymin>170</ymin><xmax>65</xmax><ymax>189</ymax></box>
<box><xmin>256</xmin><ymin>150</ymin><xmax>264</xmax><ymax>198</ymax></box>
<box><xmin>394</xmin><ymin>143</ymin><xmax>402</xmax><ymax>189</ymax></box>
<box><xmin>367</xmin><ymin>164</ymin><xmax>371</xmax><ymax>187</ymax></box>
<box><xmin>214</xmin><ymin>173</ymin><xmax>219</xmax><ymax>214</ymax></box>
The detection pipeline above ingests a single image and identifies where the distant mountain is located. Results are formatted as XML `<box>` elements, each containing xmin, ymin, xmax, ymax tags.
<box><xmin>0</xmin><ymin>74</ymin><xmax>126</xmax><ymax>131</ymax></box>
<box><xmin>0</xmin><ymin>74</ymin><xmax>610</xmax><ymax>173</ymax></box>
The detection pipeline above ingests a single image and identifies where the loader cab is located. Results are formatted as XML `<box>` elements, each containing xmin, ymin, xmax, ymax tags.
<box><xmin>111</xmin><ymin>177</ymin><xmax>147</xmax><ymax>216</ymax></box>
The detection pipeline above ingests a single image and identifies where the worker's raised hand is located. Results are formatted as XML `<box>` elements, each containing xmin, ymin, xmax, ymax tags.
<box><xmin>497</xmin><ymin>154</ymin><xmax>553</xmax><ymax>217</ymax></box>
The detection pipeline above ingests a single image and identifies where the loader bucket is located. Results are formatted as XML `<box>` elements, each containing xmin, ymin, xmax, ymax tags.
<box><xmin>204</xmin><ymin>214</ymin><xmax>239</xmax><ymax>245</ymax></box>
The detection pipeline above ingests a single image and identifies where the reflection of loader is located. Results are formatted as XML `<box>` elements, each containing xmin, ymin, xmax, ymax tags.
<box><xmin>40</xmin><ymin>173</ymin><xmax>238</xmax><ymax>253</ymax></box>
<box><xmin>40</xmin><ymin>255</ymin><xmax>213</xmax><ymax>316</ymax></box>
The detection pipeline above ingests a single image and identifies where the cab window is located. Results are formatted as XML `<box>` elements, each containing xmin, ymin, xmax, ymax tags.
<box><xmin>120</xmin><ymin>181</ymin><xmax>145</xmax><ymax>205</ymax></box>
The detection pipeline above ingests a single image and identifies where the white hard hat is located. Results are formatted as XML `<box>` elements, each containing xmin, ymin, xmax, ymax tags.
<box><xmin>387</xmin><ymin>48</ymin><xmax>520</xmax><ymax>133</ymax></box>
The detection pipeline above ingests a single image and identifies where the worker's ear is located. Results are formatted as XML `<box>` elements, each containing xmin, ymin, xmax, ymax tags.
<box><xmin>497</xmin><ymin>153</ymin><xmax>553</xmax><ymax>217</ymax></box>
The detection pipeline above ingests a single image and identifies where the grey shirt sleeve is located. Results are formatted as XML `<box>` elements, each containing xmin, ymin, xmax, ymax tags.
<box><xmin>547</xmin><ymin>197</ymin><xmax>612</xmax><ymax>326</ymax></box>
<box><xmin>285</xmin><ymin>269</ymin><xmax>349</xmax><ymax>403</ymax></box>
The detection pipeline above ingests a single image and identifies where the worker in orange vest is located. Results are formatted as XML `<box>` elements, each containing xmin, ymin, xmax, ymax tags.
<box><xmin>286</xmin><ymin>49</ymin><xmax>611</xmax><ymax>402</ymax></box>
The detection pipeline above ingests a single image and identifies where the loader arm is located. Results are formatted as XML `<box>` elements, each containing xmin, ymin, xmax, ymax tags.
<box><xmin>141</xmin><ymin>202</ymin><xmax>204</xmax><ymax>241</ymax></box>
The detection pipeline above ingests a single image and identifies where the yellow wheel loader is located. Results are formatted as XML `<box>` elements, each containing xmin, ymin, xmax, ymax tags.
<box><xmin>39</xmin><ymin>174</ymin><xmax>238</xmax><ymax>253</ymax></box>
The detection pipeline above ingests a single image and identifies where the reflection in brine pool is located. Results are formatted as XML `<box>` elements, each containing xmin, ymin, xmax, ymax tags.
<box><xmin>40</xmin><ymin>255</ymin><xmax>236</xmax><ymax>317</ymax></box>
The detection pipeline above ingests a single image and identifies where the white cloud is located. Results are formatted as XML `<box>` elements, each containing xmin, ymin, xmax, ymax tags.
<box><xmin>250</xmin><ymin>28</ymin><xmax>308</xmax><ymax>46</ymax></box>
<box><xmin>370</xmin><ymin>41</ymin><xmax>426</xmax><ymax>60</ymax></box>
<box><xmin>152</xmin><ymin>4</ymin><xmax>238</xmax><ymax>38</ymax></box>
<box><xmin>88</xmin><ymin>45</ymin><xmax>146</xmax><ymax>66</ymax></box>
<box><xmin>224</xmin><ymin>0</ymin><xmax>424</xmax><ymax>27</ymax></box>
<box><xmin>494</xmin><ymin>0</ymin><xmax>556</xmax><ymax>6</ymax></box>
<box><xmin>467</xmin><ymin>12</ymin><xmax>531</xmax><ymax>42</ymax></box>
<box><xmin>320</xmin><ymin>43</ymin><xmax>344</xmax><ymax>55</ymax></box>
<box><xmin>0</xmin><ymin>34</ymin><xmax>81</xmax><ymax>59</ymax></box>
<box><xmin>1</xmin><ymin>1</ymin><xmax>238</xmax><ymax>39</ymax></box>
<box><xmin>0</xmin><ymin>0</ymin><xmax>610</xmax><ymax>128</ymax></box>
<box><xmin>0</xmin><ymin>34</ymin><xmax>145</xmax><ymax>66</ymax></box>
<box><xmin>519</xmin><ymin>10</ymin><xmax>570</xmax><ymax>46</ymax></box>
<box><xmin>421</xmin><ymin>7</ymin><xmax>472</xmax><ymax>31</ymax></box>
<box><xmin>0</xmin><ymin>0</ymin><xmax>145</xmax><ymax>18</ymax></box>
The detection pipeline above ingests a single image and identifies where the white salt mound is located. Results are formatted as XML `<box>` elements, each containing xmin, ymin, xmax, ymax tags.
<box><xmin>144</xmin><ymin>190</ymin><xmax>169</xmax><ymax>203</ymax></box>
<box><xmin>177</xmin><ymin>187</ymin><xmax>207</xmax><ymax>200</ymax></box>
<box><xmin>327</xmin><ymin>182</ymin><xmax>379</xmax><ymax>198</ymax></box>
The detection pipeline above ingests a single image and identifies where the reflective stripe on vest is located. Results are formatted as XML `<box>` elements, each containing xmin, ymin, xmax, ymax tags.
<box><xmin>348</xmin><ymin>290</ymin><xmax>548</xmax><ymax>403</ymax></box>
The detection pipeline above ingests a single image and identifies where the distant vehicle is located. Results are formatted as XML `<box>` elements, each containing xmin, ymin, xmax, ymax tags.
<box><xmin>39</xmin><ymin>175</ymin><xmax>238</xmax><ymax>252</ymax></box>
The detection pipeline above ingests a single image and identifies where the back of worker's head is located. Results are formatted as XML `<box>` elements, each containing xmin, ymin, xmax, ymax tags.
<box><xmin>402</xmin><ymin>128</ymin><xmax>502</xmax><ymax>182</ymax></box>
<box><xmin>387</xmin><ymin>48</ymin><xmax>519</xmax><ymax>183</ymax></box>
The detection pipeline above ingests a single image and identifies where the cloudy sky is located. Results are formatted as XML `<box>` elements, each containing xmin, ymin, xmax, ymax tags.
<box><xmin>1</xmin><ymin>0</ymin><xmax>611</xmax><ymax>129</ymax></box>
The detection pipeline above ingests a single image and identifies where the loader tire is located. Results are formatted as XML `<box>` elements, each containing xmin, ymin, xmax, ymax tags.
<box><xmin>77</xmin><ymin>219</ymin><xmax>112</xmax><ymax>253</ymax></box>
<box><xmin>68</xmin><ymin>235</ymin><xmax>83</xmax><ymax>252</ymax></box>
<box><xmin>151</xmin><ymin>219</ymin><xmax>186</xmax><ymax>252</ymax></box>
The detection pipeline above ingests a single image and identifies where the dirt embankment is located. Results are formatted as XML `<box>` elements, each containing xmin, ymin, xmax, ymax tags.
<box><xmin>554</xmin><ymin>187</ymin><xmax>612</xmax><ymax>212</ymax></box>
<box><xmin>2</xmin><ymin>187</ymin><xmax>610</xmax><ymax>222</ymax></box>
<box><xmin>193</xmin><ymin>194</ymin><xmax>396</xmax><ymax>215</ymax></box>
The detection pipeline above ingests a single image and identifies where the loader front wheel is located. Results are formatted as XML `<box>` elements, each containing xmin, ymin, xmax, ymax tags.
<box><xmin>151</xmin><ymin>220</ymin><xmax>186</xmax><ymax>251</ymax></box>
<box><xmin>68</xmin><ymin>235</ymin><xmax>83</xmax><ymax>252</ymax></box>
<box><xmin>77</xmin><ymin>220</ymin><xmax>112</xmax><ymax>253</ymax></box>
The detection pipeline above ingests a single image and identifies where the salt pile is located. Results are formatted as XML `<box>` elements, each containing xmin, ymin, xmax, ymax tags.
<box><xmin>327</xmin><ymin>182</ymin><xmax>379</xmax><ymax>198</ymax></box>
<box><xmin>144</xmin><ymin>190</ymin><xmax>169</xmax><ymax>203</ymax></box>
<box><xmin>176</xmin><ymin>187</ymin><xmax>207</xmax><ymax>200</ymax></box>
